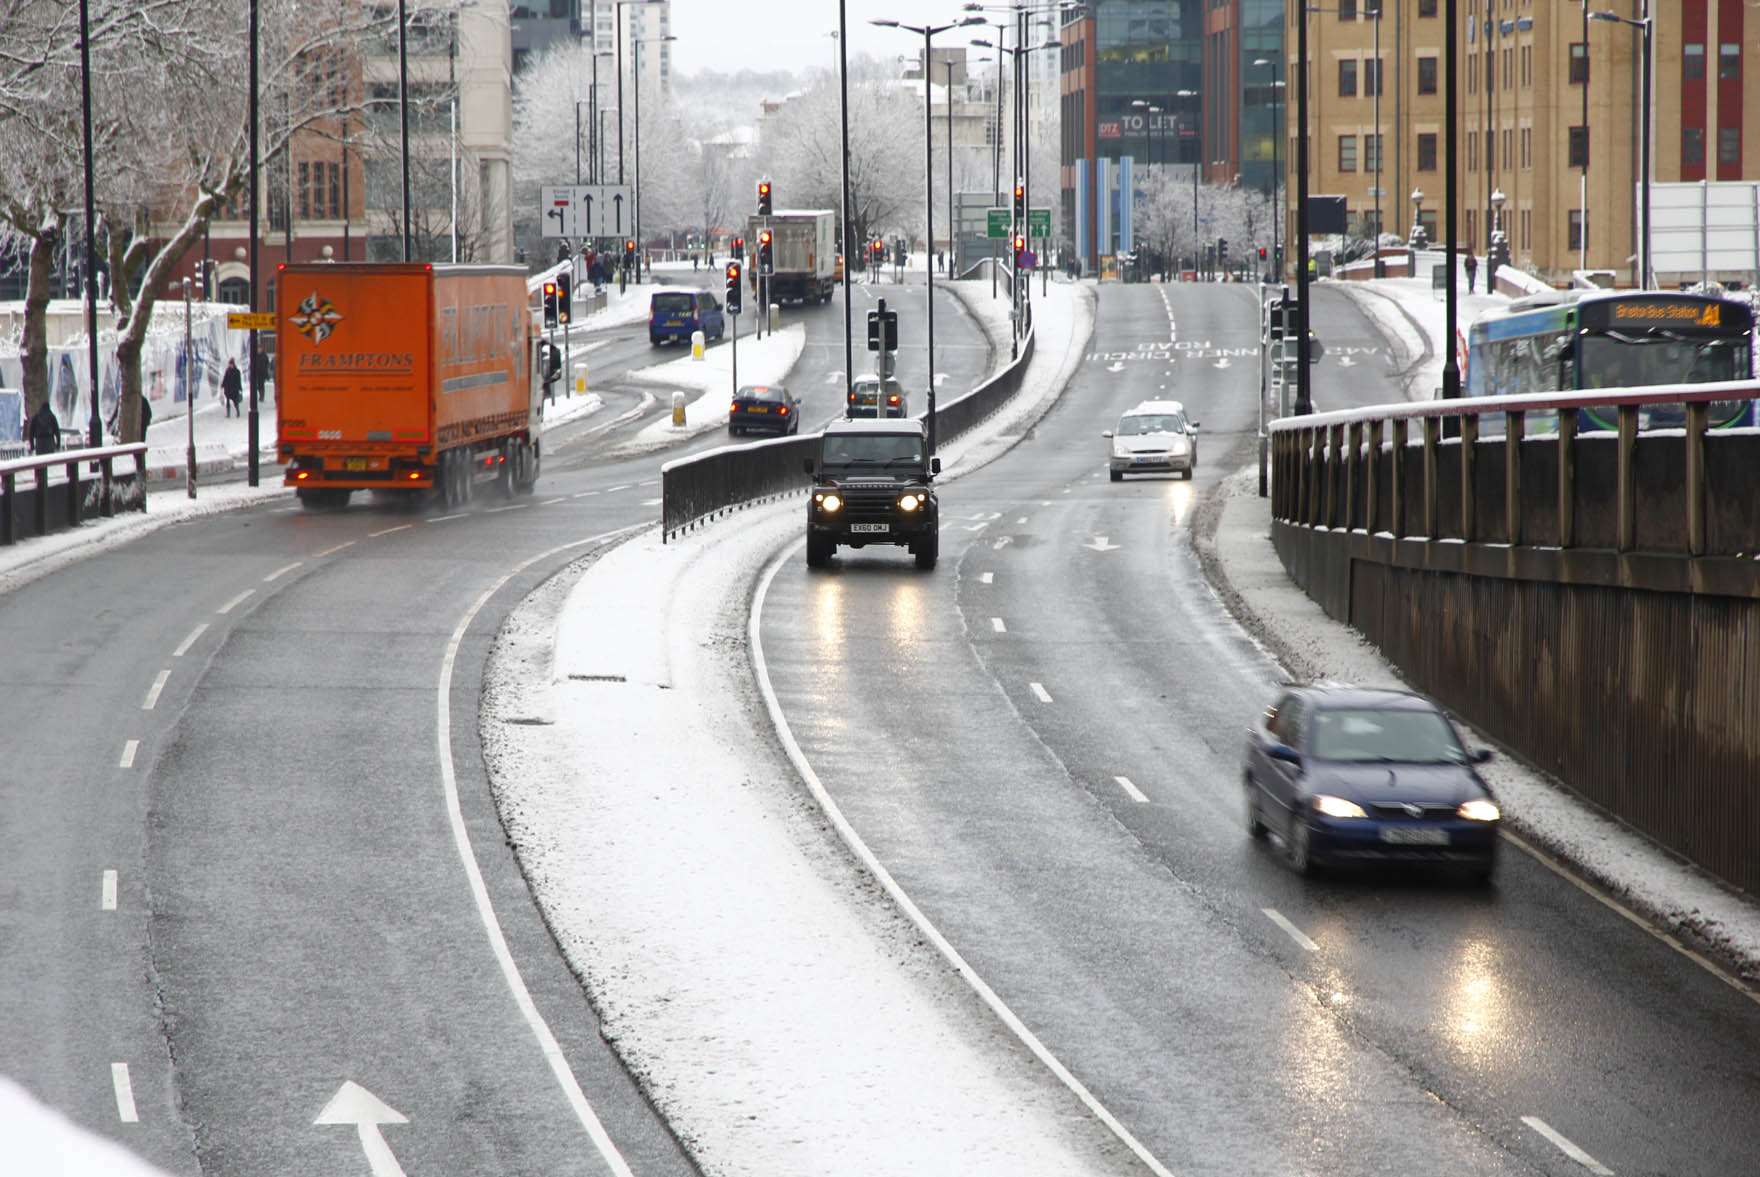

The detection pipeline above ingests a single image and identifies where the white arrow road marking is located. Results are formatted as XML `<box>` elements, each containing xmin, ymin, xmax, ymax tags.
<box><xmin>1521</xmin><ymin>1117</ymin><xmax>1615</xmax><ymax>1175</ymax></box>
<box><xmin>1084</xmin><ymin>536</ymin><xmax>1121</xmax><ymax>552</ymax></box>
<box><xmin>1213</xmin><ymin>357</ymin><xmax>1232</xmax><ymax>370</ymax></box>
<box><xmin>1113</xmin><ymin>776</ymin><xmax>1148</xmax><ymax>803</ymax></box>
<box><xmin>119</xmin><ymin>740</ymin><xmax>138</xmax><ymax>769</ymax></box>
<box><xmin>1338</xmin><ymin>356</ymin><xmax>1356</xmax><ymax>368</ymax></box>
<box><xmin>101</xmin><ymin>870</ymin><xmax>118</xmax><ymax>910</ymax></box>
<box><xmin>1106</xmin><ymin>362</ymin><xmax>1125</xmax><ymax>373</ymax></box>
<box><xmin>141</xmin><ymin>670</ymin><xmax>170</xmax><ymax>711</ymax></box>
<box><xmin>111</xmin><ymin>1063</ymin><xmax>137</xmax><ymax>1122</ymax></box>
<box><xmin>825</xmin><ymin>370</ymin><xmax>845</xmax><ymax>385</ymax></box>
<box><xmin>934</xmin><ymin>372</ymin><xmax>948</xmax><ymax>386</ymax></box>
<box><xmin>992</xmin><ymin>535</ymin><xmax>1012</xmax><ymax>551</ymax></box>
<box><xmin>979</xmin><ymin>572</ymin><xmax>994</xmax><ymax>584</ymax></box>
<box><xmin>1029</xmin><ymin>682</ymin><xmax>1053</xmax><ymax>703</ymax></box>
<box><xmin>173</xmin><ymin>623</ymin><xmax>208</xmax><ymax>657</ymax></box>
<box><xmin>1262</xmin><ymin>908</ymin><xmax>1320</xmax><ymax>952</ymax></box>
<box><xmin>316</xmin><ymin>1082</ymin><xmax>409</xmax><ymax>1177</ymax></box>
<box><xmin>991</xmin><ymin>617</ymin><xmax>1007</xmax><ymax>633</ymax></box>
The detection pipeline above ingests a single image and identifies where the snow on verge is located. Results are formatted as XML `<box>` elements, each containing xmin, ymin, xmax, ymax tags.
<box><xmin>1328</xmin><ymin>277</ymin><xmax>1508</xmax><ymax>402</ymax></box>
<box><xmin>481</xmin><ymin>516</ymin><xmax>1139</xmax><ymax>1177</ymax></box>
<box><xmin>0</xmin><ymin>1076</ymin><xmax>176</xmax><ymax>1176</ymax></box>
<box><xmin>1195</xmin><ymin>465</ymin><xmax>1760</xmax><ymax>985</ymax></box>
<box><xmin>609</xmin><ymin>324</ymin><xmax>806</xmax><ymax>455</ymax></box>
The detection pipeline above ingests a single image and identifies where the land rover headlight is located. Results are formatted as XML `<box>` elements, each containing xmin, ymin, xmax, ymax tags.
<box><xmin>816</xmin><ymin>492</ymin><xmax>842</xmax><ymax>513</ymax></box>
<box><xmin>898</xmin><ymin>492</ymin><xmax>923</xmax><ymax>512</ymax></box>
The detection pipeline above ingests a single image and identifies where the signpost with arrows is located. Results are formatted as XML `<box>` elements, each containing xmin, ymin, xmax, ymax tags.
<box><xmin>540</xmin><ymin>185</ymin><xmax>633</xmax><ymax>239</ymax></box>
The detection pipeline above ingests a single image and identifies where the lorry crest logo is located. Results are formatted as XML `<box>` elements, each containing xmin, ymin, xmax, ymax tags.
<box><xmin>291</xmin><ymin>292</ymin><xmax>343</xmax><ymax>344</ymax></box>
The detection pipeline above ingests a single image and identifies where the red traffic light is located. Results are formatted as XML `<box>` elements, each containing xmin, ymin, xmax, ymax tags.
<box><xmin>542</xmin><ymin>282</ymin><xmax>556</xmax><ymax>295</ymax></box>
<box><xmin>725</xmin><ymin>262</ymin><xmax>741</xmax><ymax>280</ymax></box>
<box><xmin>1013</xmin><ymin>184</ymin><xmax>1024</xmax><ymax>201</ymax></box>
<box><xmin>758</xmin><ymin>181</ymin><xmax>771</xmax><ymax>199</ymax></box>
<box><xmin>1013</xmin><ymin>235</ymin><xmax>1026</xmax><ymax>251</ymax></box>
<box><xmin>758</xmin><ymin>229</ymin><xmax>773</xmax><ymax>247</ymax></box>
<box><xmin>1258</xmin><ymin>246</ymin><xmax>1268</xmax><ymax>260</ymax></box>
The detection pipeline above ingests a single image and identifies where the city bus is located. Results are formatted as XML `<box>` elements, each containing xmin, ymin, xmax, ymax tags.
<box><xmin>1463</xmin><ymin>290</ymin><xmax>1755</xmax><ymax>431</ymax></box>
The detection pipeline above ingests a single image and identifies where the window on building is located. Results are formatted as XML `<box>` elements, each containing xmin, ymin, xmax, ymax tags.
<box><xmin>1503</xmin><ymin>47</ymin><xmax>1512</xmax><ymax>87</ymax></box>
<box><xmin>1503</xmin><ymin>128</ymin><xmax>1513</xmax><ymax>167</ymax></box>
<box><xmin>1418</xmin><ymin>55</ymin><xmax>1437</xmax><ymax>94</ymax></box>
<box><xmin>1522</xmin><ymin>45</ymin><xmax>1532</xmax><ymax>86</ymax></box>
<box><xmin>1417</xmin><ymin>132</ymin><xmax>1437</xmax><ymax>171</ymax></box>
<box><xmin>547</xmin><ymin>0</ymin><xmax>568</xmax><ymax>17</ymax></box>
<box><xmin>1719</xmin><ymin>42</ymin><xmax>1740</xmax><ymax>81</ymax></box>
<box><xmin>1467</xmin><ymin>208</ymin><xmax>1477</xmax><ymax>252</ymax></box>
<box><xmin>1364</xmin><ymin>133</ymin><xmax>1383</xmax><ymax>173</ymax></box>
<box><xmin>1684</xmin><ymin>43</ymin><xmax>1705</xmax><ymax>80</ymax></box>
<box><xmin>1683</xmin><ymin>127</ymin><xmax>1706</xmax><ymax>166</ymax></box>
<box><xmin>1339</xmin><ymin>0</ymin><xmax>1356</xmax><ymax>19</ymax></box>
<box><xmin>1521</xmin><ymin>127</ymin><xmax>1531</xmax><ymax>169</ymax></box>
<box><xmin>1338</xmin><ymin>134</ymin><xmax>1358</xmax><ymax>172</ymax></box>
<box><xmin>1568</xmin><ymin>125</ymin><xmax>1588</xmax><ymax>167</ymax></box>
<box><xmin>1468</xmin><ymin>51</ymin><xmax>1477</xmax><ymax>94</ymax></box>
<box><xmin>1569</xmin><ymin>41</ymin><xmax>1588</xmax><ymax>84</ymax></box>
<box><xmin>328</xmin><ymin>162</ymin><xmax>341</xmax><ymax>219</ymax></box>
<box><xmin>1720</xmin><ymin>126</ymin><xmax>1741</xmax><ymax>166</ymax></box>
<box><xmin>1468</xmin><ymin>130</ymin><xmax>1478</xmax><ymax>171</ymax></box>
<box><xmin>298</xmin><ymin>161</ymin><xmax>310</xmax><ymax>219</ymax></box>
<box><xmin>1339</xmin><ymin>58</ymin><xmax>1357</xmax><ymax>97</ymax></box>
<box><xmin>1364</xmin><ymin>0</ymin><xmax>1380</xmax><ymax>14</ymax></box>
<box><xmin>1568</xmin><ymin>209</ymin><xmax>1587</xmax><ymax>252</ymax></box>
<box><xmin>1418</xmin><ymin>0</ymin><xmax>1437</xmax><ymax>15</ymax></box>
<box><xmin>1365</xmin><ymin>57</ymin><xmax>1382</xmax><ymax>95</ymax></box>
<box><xmin>1521</xmin><ymin>209</ymin><xmax>1531</xmax><ymax>252</ymax></box>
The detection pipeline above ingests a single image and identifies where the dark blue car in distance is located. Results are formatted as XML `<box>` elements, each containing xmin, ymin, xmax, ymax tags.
<box><xmin>649</xmin><ymin>289</ymin><xmax>725</xmax><ymax>346</ymax></box>
<box><xmin>1244</xmin><ymin>685</ymin><xmax>1501</xmax><ymax>882</ymax></box>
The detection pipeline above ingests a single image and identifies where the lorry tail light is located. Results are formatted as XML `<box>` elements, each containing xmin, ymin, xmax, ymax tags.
<box><xmin>294</xmin><ymin>469</ymin><xmax>311</xmax><ymax>481</ymax></box>
<box><xmin>407</xmin><ymin>471</ymin><xmax>422</xmax><ymax>481</ymax></box>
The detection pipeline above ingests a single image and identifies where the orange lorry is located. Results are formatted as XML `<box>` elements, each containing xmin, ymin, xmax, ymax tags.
<box><xmin>275</xmin><ymin>262</ymin><xmax>543</xmax><ymax>508</ymax></box>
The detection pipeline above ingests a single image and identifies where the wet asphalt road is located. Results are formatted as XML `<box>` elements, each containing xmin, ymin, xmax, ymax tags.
<box><xmin>0</xmin><ymin>273</ymin><xmax>987</xmax><ymax>1173</ymax></box>
<box><xmin>756</xmin><ymin>280</ymin><xmax>1760</xmax><ymax>1176</ymax></box>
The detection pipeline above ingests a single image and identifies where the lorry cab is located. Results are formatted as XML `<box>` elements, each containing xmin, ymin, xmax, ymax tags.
<box><xmin>649</xmin><ymin>289</ymin><xmax>725</xmax><ymax>346</ymax></box>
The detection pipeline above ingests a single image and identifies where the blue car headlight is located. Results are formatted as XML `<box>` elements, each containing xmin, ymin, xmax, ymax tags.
<box><xmin>1312</xmin><ymin>794</ymin><xmax>1367</xmax><ymax>819</ymax></box>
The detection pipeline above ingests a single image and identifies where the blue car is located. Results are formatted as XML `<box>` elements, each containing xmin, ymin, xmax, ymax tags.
<box><xmin>1243</xmin><ymin>686</ymin><xmax>1500</xmax><ymax>882</ymax></box>
<box><xmin>649</xmin><ymin>289</ymin><xmax>725</xmax><ymax>346</ymax></box>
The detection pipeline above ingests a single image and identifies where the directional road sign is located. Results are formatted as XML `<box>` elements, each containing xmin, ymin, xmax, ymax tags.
<box><xmin>540</xmin><ymin>185</ymin><xmax>634</xmax><ymax>238</ymax></box>
<box><xmin>226</xmin><ymin>312</ymin><xmax>276</xmax><ymax>331</ymax></box>
<box><xmin>1029</xmin><ymin>208</ymin><xmax>1051</xmax><ymax>239</ymax></box>
<box><xmin>986</xmin><ymin>208</ymin><xmax>1010</xmax><ymax>239</ymax></box>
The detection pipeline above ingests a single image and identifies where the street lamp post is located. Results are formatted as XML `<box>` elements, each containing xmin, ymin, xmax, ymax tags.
<box><xmin>836</xmin><ymin>3</ymin><xmax>854</xmax><ymax>405</ymax></box>
<box><xmin>632</xmin><ymin>32</ymin><xmax>678</xmax><ymax>287</ymax></box>
<box><xmin>1177</xmin><ymin>88</ymin><xmax>1199</xmax><ymax>244</ymax></box>
<box><xmin>77</xmin><ymin>0</ymin><xmax>102</xmax><ymax>449</ymax></box>
<box><xmin>1410</xmin><ymin>187</ymin><xmax>1426</xmax><ymax>248</ymax></box>
<box><xmin>1589</xmin><ymin>6</ymin><xmax>1652</xmax><ymax>288</ymax></box>
<box><xmin>1254</xmin><ymin>58</ymin><xmax>1282</xmax><ymax>280</ymax></box>
<box><xmin>1488</xmin><ymin>186</ymin><xmax>1509</xmax><ymax>272</ymax></box>
<box><xmin>614</xmin><ymin>0</ymin><xmax>662</xmax><ymax>187</ymax></box>
<box><xmin>1295</xmin><ymin>0</ymin><xmax>1311</xmax><ymax>414</ymax></box>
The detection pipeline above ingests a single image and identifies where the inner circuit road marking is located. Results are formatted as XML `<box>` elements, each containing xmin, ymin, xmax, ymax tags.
<box><xmin>216</xmin><ymin>589</ymin><xmax>254</xmax><ymax>615</ymax></box>
<box><xmin>1029</xmin><ymin>682</ymin><xmax>1053</xmax><ymax>703</ymax></box>
<box><xmin>1521</xmin><ymin>1117</ymin><xmax>1615</xmax><ymax>1175</ymax></box>
<box><xmin>111</xmin><ymin>1063</ymin><xmax>138</xmax><ymax>1123</ymax></box>
<box><xmin>101</xmin><ymin>870</ymin><xmax>118</xmax><ymax>911</ymax></box>
<box><xmin>367</xmin><ymin>523</ymin><xmax>413</xmax><ymax>537</ymax></box>
<box><xmin>119</xmin><ymin>740</ymin><xmax>139</xmax><ymax>769</ymax></box>
<box><xmin>314</xmin><ymin>540</ymin><xmax>357</xmax><ymax>558</ymax></box>
<box><xmin>263</xmin><ymin>561</ymin><xmax>303</xmax><ymax>583</ymax></box>
<box><xmin>1113</xmin><ymin>776</ymin><xmax>1149</xmax><ymax>804</ymax></box>
<box><xmin>141</xmin><ymin>671</ymin><xmax>170</xmax><ymax>711</ymax></box>
<box><xmin>980</xmin><ymin>572</ymin><xmax>994</xmax><ymax>584</ymax></box>
<box><xmin>1262</xmin><ymin>908</ymin><xmax>1320</xmax><ymax>952</ymax></box>
<box><xmin>991</xmin><ymin>617</ymin><xmax>1007</xmax><ymax>633</ymax></box>
<box><xmin>427</xmin><ymin>513</ymin><xmax>467</xmax><ymax>524</ymax></box>
<box><xmin>172</xmin><ymin>623</ymin><xmax>208</xmax><ymax>657</ymax></box>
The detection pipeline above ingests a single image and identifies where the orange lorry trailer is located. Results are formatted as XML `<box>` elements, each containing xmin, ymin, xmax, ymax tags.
<box><xmin>275</xmin><ymin>262</ymin><xmax>543</xmax><ymax>508</ymax></box>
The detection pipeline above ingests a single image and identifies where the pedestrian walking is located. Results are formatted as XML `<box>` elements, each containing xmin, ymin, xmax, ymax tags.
<box><xmin>138</xmin><ymin>391</ymin><xmax>152</xmax><ymax>441</ymax></box>
<box><xmin>221</xmin><ymin>358</ymin><xmax>243</xmax><ymax>418</ymax></box>
<box><xmin>27</xmin><ymin>400</ymin><xmax>59</xmax><ymax>455</ymax></box>
<box><xmin>1464</xmin><ymin>252</ymin><xmax>1479</xmax><ymax>294</ymax></box>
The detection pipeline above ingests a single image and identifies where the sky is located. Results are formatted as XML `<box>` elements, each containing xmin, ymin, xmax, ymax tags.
<box><xmin>667</xmin><ymin>0</ymin><xmax>1015</xmax><ymax>79</ymax></box>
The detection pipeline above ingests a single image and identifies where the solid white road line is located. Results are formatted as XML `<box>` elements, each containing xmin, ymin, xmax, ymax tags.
<box><xmin>1262</xmin><ymin>908</ymin><xmax>1320</xmax><ymax>953</ymax></box>
<box><xmin>991</xmin><ymin>617</ymin><xmax>1007</xmax><ymax>634</ymax></box>
<box><xmin>111</xmin><ymin>1063</ymin><xmax>138</xmax><ymax>1123</ymax></box>
<box><xmin>172</xmin><ymin>623</ymin><xmax>208</xmax><ymax>657</ymax></box>
<box><xmin>1029</xmin><ymin>682</ymin><xmax>1053</xmax><ymax>703</ymax></box>
<box><xmin>979</xmin><ymin>572</ymin><xmax>994</xmax><ymax>584</ymax></box>
<box><xmin>141</xmin><ymin>671</ymin><xmax>170</xmax><ymax>712</ymax></box>
<box><xmin>368</xmin><ymin>523</ymin><xmax>413</xmax><ymax>537</ymax></box>
<box><xmin>1113</xmin><ymin>776</ymin><xmax>1149</xmax><ymax>804</ymax></box>
<box><xmin>436</xmin><ymin>525</ymin><xmax>644</xmax><ymax>1177</ymax></box>
<box><xmin>101</xmin><ymin>870</ymin><xmax>118</xmax><ymax>911</ymax></box>
<box><xmin>427</xmin><ymin>513</ymin><xmax>467</xmax><ymax>524</ymax></box>
<box><xmin>216</xmin><ymin>589</ymin><xmax>253</xmax><ymax>615</ymax></box>
<box><xmin>1521</xmin><ymin>1117</ymin><xmax>1615</xmax><ymax>1175</ymax></box>
<box><xmin>750</xmin><ymin>543</ymin><xmax>1180</xmax><ymax>1177</ymax></box>
<box><xmin>263</xmin><ymin>561</ymin><xmax>303</xmax><ymax>583</ymax></box>
<box><xmin>314</xmin><ymin>540</ymin><xmax>357</xmax><ymax>558</ymax></box>
<box><xmin>119</xmin><ymin>740</ymin><xmax>139</xmax><ymax>769</ymax></box>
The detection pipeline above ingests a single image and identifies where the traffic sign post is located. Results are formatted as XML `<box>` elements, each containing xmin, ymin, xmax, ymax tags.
<box><xmin>540</xmin><ymin>184</ymin><xmax>634</xmax><ymax>239</ymax></box>
<box><xmin>1028</xmin><ymin>208</ymin><xmax>1051</xmax><ymax>239</ymax></box>
<box><xmin>227</xmin><ymin>312</ymin><xmax>275</xmax><ymax>331</ymax></box>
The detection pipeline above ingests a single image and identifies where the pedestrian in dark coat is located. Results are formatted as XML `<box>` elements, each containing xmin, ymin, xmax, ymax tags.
<box><xmin>139</xmin><ymin>392</ymin><xmax>152</xmax><ymax>441</ymax></box>
<box><xmin>1464</xmin><ymin>252</ymin><xmax>1480</xmax><ymax>294</ymax></box>
<box><xmin>27</xmin><ymin>401</ymin><xmax>59</xmax><ymax>454</ymax></box>
<box><xmin>221</xmin><ymin>358</ymin><xmax>243</xmax><ymax>417</ymax></box>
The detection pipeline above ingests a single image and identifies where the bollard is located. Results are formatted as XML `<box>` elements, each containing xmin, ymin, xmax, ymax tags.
<box><xmin>575</xmin><ymin>362</ymin><xmax>588</xmax><ymax>397</ymax></box>
<box><xmin>768</xmin><ymin>303</ymin><xmax>780</xmax><ymax>333</ymax></box>
<box><xmin>691</xmin><ymin>329</ymin><xmax>705</xmax><ymax>361</ymax></box>
<box><xmin>671</xmin><ymin>390</ymin><xmax>686</xmax><ymax>427</ymax></box>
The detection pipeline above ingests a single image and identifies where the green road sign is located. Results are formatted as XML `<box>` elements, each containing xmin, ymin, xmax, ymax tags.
<box><xmin>989</xmin><ymin>207</ymin><xmax>1052</xmax><ymax>238</ymax></box>
<box><xmin>1029</xmin><ymin>208</ymin><xmax>1051</xmax><ymax>238</ymax></box>
<box><xmin>986</xmin><ymin>208</ymin><xmax>1009</xmax><ymax>239</ymax></box>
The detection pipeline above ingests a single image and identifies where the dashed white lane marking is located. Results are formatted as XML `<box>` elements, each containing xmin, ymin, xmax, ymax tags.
<box><xmin>314</xmin><ymin>540</ymin><xmax>356</xmax><ymax>558</ymax></box>
<box><xmin>486</xmin><ymin>503</ymin><xmax>529</xmax><ymax>514</ymax></box>
<box><xmin>572</xmin><ymin>490</ymin><xmax>600</xmax><ymax>498</ymax></box>
<box><xmin>1262</xmin><ymin>908</ymin><xmax>1320</xmax><ymax>953</ymax></box>
<box><xmin>141</xmin><ymin>671</ymin><xmax>170</xmax><ymax>711</ymax></box>
<box><xmin>604</xmin><ymin>484</ymin><xmax>631</xmax><ymax>492</ymax></box>
<box><xmin>368</xmin><ymin>523</ymin><xmax>413</xmax><ymax>537</ymax></box>
<box><xmin>991</xmin><ymin>617</ymin><xmax>1007</xmax><ymax>633</ymax></box>
<box><xmin>263</xmin><ymin>561</ymin><xmax>302</xmax><ymax>583</ymax></box>
<box><xmin>1029</xmin><ymin>682</ymin><xmax>1053</xmax><ymax>703</ymax></box>
<box><xmin>641</xmin><ymin>498</ymin><xmax>662</xmax><ymax>506</ymax></box>
<box><xmin>1521</xmin><ymin>1117</ymin><xmax>1615</xmax><ymax>1175</ymax></box>
<box><xmin>980</xmin><ymin>572</ymin><xmax>994</xmax><ymax>584</ymax></box>
<box><xmin>111</xmin><ymin>1063</ymin><xmax>138</xmax><ymax>1122</ymax></box>
<box><xmin>639</xmin><ymin>479</ymin><xmax>659</xmax><ymax>486</ymax></box>
<box><xmin>1061</xmin><ymin>487</ymin><xmax>1072</xmax><ymax>494</ymax></box>
<box><xmin>172</xmin><ymin>623</ymin><xmax>208</xmax><ymax>657</ymax></box>
<box><xmin>119</xmin><ymin>740</ymin><xmax>139</xmax><ymax>769</ymax></box>
<box><xmin>1015</xmin><ymin>516</ymin><xmax>1028</xmax><ymax>525</ymax></box>
<box><xmin>427</xmin><ymin>513</ymin><xmax>467</xmax><ymax>524</ymax></box>
<box><xmin>1113</xmin><ymin>776</ymin><xmax>1149</xmax><ymax>804</ymax></box>
<box><xmin>216</xmin><ymin>590</ymin><xmax>253</xmax><ymax>615</ymax></box>
<box><xmin>101</xmin><ymin>870</ymin><xmax>118</xmax><ymax>911</ymax></box>
<box><xmin>1039</xmin><ymin>500</ymin><xmax>1051</xmax><ymax>506</ymax></box>
<box><xmin>542</xmin><ymin>496</ymin><xmax>568</xmax><ymax>505</ymax></box>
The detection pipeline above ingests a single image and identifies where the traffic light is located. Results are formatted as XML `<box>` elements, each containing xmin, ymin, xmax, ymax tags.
<box><xmin>1013</xmin><ymin>234</ymin><xmax>1026</xmax><ymax>265</ymax></box>
<box><xmin>757</xmin><ymin>179</ymin><xmax>773</xmax><ymax>216</ymax></box>
<box><xmin>1258</xmin><ymin>246</ymin><xmax>1268</xmax><ymax>261</ymax></box>
<box><xmin>757</xmin><ymin>228</ymin><xmax>774</xmax><ymax>275</ymax></box>
<box><xmin>624</xmin><ymin>239</ymin><xmax>636</xmax><ymax>266</ymax></box>
<box><xmin>725</xmin><ymin>262</ymin><xmax>743</xmax><ymax>314</ymax></box>
<box><xmin>555</xmin><ymin>271</ymin><xmax>572</xmax><ymax>324</ymax></box>
<box><xmin>1218</xmin><ymin>238</ymin><xmax>1229</xmax><ymax>268</ymax></box>
<box><xmin>732</xmin><ymin>235</ymin><xmax>745</xmax><ymax>260</ymax></box>
<box><xmin>1012</xmin><ymin>181</ymin><xmax>1025</xmax><ymax>221</ymax></box>
<box><xmin>541</xmin><ymin>281</ymin><xmax>558</xmax><ymax>328</ymax></box>
<box><xmin>870</xmin><ymin>238</ymin><xmax>884</xmax><ymax>264</ymax></box>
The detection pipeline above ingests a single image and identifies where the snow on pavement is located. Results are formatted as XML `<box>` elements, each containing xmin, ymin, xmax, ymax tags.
<box><xmin>1328</xmin><ymin>276</ymin><xmax>1508</xmax><ymax>402</ymax></box>
<box><xmin>1196</xmin><ymin>465</ymin><xmax>1760</xmax><ymax>985</ymax></box>
<box><xmin>610</xmin><ymin>323</ymin><xmax>805</xmax><ymax>455</ymax></box>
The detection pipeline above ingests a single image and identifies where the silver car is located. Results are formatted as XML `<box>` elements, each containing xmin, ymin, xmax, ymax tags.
<box><xmin>1105</xmin><ymin>400</ymin><xmax>1199</xmax><ymax>481</ymax></box>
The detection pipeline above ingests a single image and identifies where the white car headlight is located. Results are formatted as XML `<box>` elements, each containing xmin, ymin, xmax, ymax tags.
<box><xmin>1112</xmin><ymin>443</ymin><xmax>1131</xmax><ymax>457</ymax></box>
<box><xmin>816</xmin><ymin>492</ymin><xmax>842</xmax><ymax>513</ymax></box>
<box><xmin>1312</xmin><ymin>794</ymin><xmax>1367</xmax><ymax>819</ymax></box>
<box><xmin>898</xmin><ymin>492</ymin><xmax>922</xmax><ymax>512</ymax></box>
<box><xmin>1457</xmin><ymin>799</ymin><xmax>1501</xmax><ymax>822</ymax></box>
<box><xmin>1169</xmin><ymin>436</ymin><xmax>1191</xmax><ymax>453</ymax></box>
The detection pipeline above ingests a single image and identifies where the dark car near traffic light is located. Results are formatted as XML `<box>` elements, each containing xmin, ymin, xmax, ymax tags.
<box><xmin>729</xmin><ymin>384</ymin><xmax>800</xmax><ymax>436</ymax></box>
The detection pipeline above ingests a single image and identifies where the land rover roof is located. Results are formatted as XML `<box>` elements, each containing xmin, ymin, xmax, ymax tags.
<box><xmin>823</xmin><ymin>417</ymin><xmax>927</xmax><ymax>438</ymax></box>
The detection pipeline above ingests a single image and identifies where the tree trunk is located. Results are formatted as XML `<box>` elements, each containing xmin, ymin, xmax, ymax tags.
<box><xmin>108</xmin><ymin>199</ymin><xmax>212</xmax><ymax>443</ymax></box>
<box><xmin>19</xmin><ymin>227</ymin><xmax>57</xmax><ymax>415</ymax></box>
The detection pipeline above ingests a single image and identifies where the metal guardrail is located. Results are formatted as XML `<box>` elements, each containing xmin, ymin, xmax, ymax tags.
<box><xmin>662</xmin><ymin>322</ymin><xmax>1038</xmax><ymax>541</ymax></box>
<box><xmin>1</xmin><ymin>442</ymin><xmax>150</xmax><ymax>546</ymax></box>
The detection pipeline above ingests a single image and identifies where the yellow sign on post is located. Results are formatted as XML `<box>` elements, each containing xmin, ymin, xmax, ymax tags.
<box><xmin>226</xmin><ymin>312</ymin><xmax>276</xmax><ymax>331</ymax></box>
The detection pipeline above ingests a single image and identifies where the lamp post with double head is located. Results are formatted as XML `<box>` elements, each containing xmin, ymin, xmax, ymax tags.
<box><xmin>1589</xmin><ymin>6</ymin><xmax>1652</xmax><ymax>288</ymax></box>
<box><xmin>1254</xmin><ymin>58</ymin><xmax>1283</xmax><ymax>280</ymax></box>
<box><xmin>632</xmin><ymin>32</ymin><xmax>678</xmax><ymax>286</ymax></box>
<box><xmin>1176</xmin><ymin>88</ymin><xmax>1199</xmax><ymax>242</ymax></box>
<box><xmin>614</xmin><ymin>0</ymin><xmax>663</xmax><ymax>186</ymax></box>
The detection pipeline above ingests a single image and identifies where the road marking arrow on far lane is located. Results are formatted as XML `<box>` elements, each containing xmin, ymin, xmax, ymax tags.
<box><xmin>1084</xmin><ymin>535</ymin><xmax>1120</xmax><ymax>552</ymax></box>
<box><xmin>1106</xmin><ymin>362</ymin><xmax>1125</xmax><ymax>373</ymax></box>
<box><xmin>316</xmin><ymin>1081</ymin><xmax>410</xmax><ymax>1177</ymax></box>
<box><xmin>1213</xmin><ymin>357</ymin><xmax>1232</xmax><ymax>370</ymax></box>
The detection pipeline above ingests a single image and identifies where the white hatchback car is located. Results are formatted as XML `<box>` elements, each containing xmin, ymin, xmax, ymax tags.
<box><xmin>1105</xmin><ymin>400</ymin><xmax>1199</xmax><ymax>481</ymax></box>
